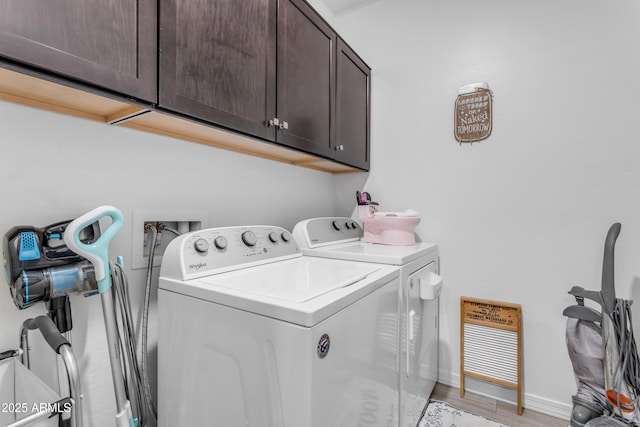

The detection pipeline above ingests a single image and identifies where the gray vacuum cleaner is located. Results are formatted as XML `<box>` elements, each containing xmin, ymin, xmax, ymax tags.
<box><xmin>564</xmin><ymin>223</ymin><xmax>640</xmax><ymax>426</ymax></box>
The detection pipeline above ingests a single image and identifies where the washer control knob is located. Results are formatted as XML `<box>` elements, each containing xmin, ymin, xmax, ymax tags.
<box><xmin>194</xmin><ymin>238</ymin><xmax>209</xmax><ymax>253</ymax></box>
<box><xmin>332</xmin><ymin>220</ymin><xmax>342</xmax><ymax>231</ymax></box>
<box><xmin>213</xmin><ymin>236</ymin><xmax>228</xmax><ymax>250</ymax></box>
<box><xmin>268</xmin><ymin>232</ymin><xmax>279</xmax><ymax>243</ymax></box>
<box><xmin>241</xmin><ymin>231</ymin><xmax>257</xmax><ymax>247</ymax></box>
<box><xmin>281</xmin><ymin>231</ymin><xmax>291</xmax><ymax>242</ymax></box>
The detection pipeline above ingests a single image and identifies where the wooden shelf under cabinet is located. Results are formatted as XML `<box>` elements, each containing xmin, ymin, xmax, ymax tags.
<box><xmin>0</xmin><ymin>66</ymin><xmax>145</xmax><ymax>123</ymax></box>
<box><xmin>119</xmin><ymin>110</ymin><xmax>358</xmax><ymax>173</ymax></box>
<box><xmin>0</xmin><ymin>67</ymin><xmax>360</xmax><ymax>174</ymax></box>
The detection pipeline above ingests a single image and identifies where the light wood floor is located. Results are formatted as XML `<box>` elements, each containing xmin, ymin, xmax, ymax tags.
<box><xmin>430</xmin><ymin>383</ymin><xmax>570</xmax><ymax>427</ymax></box>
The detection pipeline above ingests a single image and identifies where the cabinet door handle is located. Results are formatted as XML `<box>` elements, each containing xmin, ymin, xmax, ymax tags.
<box><xmin>336</xmin><ymin>145</ymin><xmax>344</xmax><ymax>151</ymax></box>
<box><xmin>268</xmin><ymin>118</ymin><xmax>289</xmax><ymax>130</ymax></box>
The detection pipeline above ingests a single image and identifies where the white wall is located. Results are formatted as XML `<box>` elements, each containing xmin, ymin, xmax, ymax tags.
<box><xmin>315</xmin><ymin>0</ymin><xmax>640</xmax><ymax>419</ymax></box>
<box><xmin>0</xmin><ymin>99</ymin><xmax>338</xmax><ymax>426</ymax></box>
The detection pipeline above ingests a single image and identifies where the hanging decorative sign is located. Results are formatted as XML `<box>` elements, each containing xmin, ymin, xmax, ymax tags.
<box><xmin>455</xmin><ymin>82</ymin><xmax>493</xmax><ymax>143</ymax></box>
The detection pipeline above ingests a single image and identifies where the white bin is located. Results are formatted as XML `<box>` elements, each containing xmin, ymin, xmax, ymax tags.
<box><xmin>0</xmin><ymin>357</ymin><xmax>62</xmax><ymax>427</ymax></box>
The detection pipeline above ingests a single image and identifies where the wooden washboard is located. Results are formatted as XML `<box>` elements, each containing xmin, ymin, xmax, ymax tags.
<box><xmin>460</xmin><ymin>297</ymin><xmax>523</xmax><ymax>415</ymax></box>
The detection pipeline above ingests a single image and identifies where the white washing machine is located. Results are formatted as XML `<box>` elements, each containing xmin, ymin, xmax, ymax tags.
<box><xmin>293</xmin><ymin>217</ymin><xmax>442</xmax><ymax>427</ymax></box>
<box><xmin>158</xmin><ymin>225</ymin><xmax>400</xmax><ymax>427</ymax></box>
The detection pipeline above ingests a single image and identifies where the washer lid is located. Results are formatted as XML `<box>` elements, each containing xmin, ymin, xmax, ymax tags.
<box><xmin>301</xmin><ymin>241</ymin><xmax>438</xmax><ymax>265</ymax></box>
<box><xmin>198</xmin><ymin>256</ymin><xmax>380</xmax><ymax>303</ymax></box>
<box><xmin>159</xmin><ymin>257</ymin><xmax>399</xmax><ymax>326</ymax></box>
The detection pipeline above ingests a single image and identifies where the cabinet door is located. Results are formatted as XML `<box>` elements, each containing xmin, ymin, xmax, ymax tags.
<box><xmin>335</xmin><ymin>38</ymin><xmax>371</xmax><ymax>171</ymax></box>
<box><xmin>277</xmin><ymin>0</ymin><xmax>335</xmax><ymax>159</ymax></box>
<box><xmin>0</xmin><ymin>0</ymin><xmax>157</xmax><ymax>102</ymax></box>
<box><xmin>160</xmin><ymin>0</ymin><xmax>277</xmax><ymax>141</ymax></box>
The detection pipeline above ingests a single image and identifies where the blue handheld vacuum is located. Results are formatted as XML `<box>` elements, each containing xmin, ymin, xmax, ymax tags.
<box><xmin>3</xmin><ymin>219</ymin><xmax>101</xmax><ymax>331</ymax></box>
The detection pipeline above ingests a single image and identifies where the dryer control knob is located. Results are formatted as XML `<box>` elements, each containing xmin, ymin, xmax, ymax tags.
<box><xmin>241</xmin><ymin>231</ymin><xmax>257</xmax><ymax>247</ymax></box>
<box><xmin>214</xmin><ymin>236</ymin><xmax>228</xmax><ymax>250</ymax></box>
<box><xmin>332</xmin><ymin>220</ymin><xmax>342</xmax><ymax>231</ymax></box>
<box><xmin>194</xmin><ymin>238</ymin><xmax>209</xmax><ymax>253</ymax></box>
<box><xmin>268</xmin><ymin>232</ymin><xmax>279</xmax><ymax>243</ymax></box>
<box><xmin>281</xmin><ymin>231</ymin><xmax>291</xmax><ymax>242</ymax></box>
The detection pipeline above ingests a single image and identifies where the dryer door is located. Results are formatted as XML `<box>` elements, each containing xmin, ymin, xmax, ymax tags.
<box><xmin>406</xmin><ymin>261</ymin><xmax>442</xmax><ymax>380</ymax></box>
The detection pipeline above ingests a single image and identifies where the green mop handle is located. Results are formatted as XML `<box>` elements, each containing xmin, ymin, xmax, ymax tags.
<box><xmin>64</xmin><ymin>206</ymin><xmax>137</xmax><ymax>427</ymax></box>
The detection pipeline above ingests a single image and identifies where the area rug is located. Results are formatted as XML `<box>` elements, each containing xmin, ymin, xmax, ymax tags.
<box><xmin>419</xmin><ymin>400</ymin><xmax>511</xmax><ymax>427</ymax></box>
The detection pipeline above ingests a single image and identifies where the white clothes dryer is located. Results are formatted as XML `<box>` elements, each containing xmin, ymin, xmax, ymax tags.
<box><xmin>293</xmin><ymin>217</ymin><xmax>442</xmax><ymax>427</ymax></box>
<box><xmin>158</xmin><ymin>225</ymin><xmax>400</xmax><ymax>427</ymax></box>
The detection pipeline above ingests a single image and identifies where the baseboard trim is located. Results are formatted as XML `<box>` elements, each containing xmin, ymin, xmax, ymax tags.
<box><xmin>438</xmin><ymin>370</ymin><xmax>572</xmax><ymax>421</ymax></box>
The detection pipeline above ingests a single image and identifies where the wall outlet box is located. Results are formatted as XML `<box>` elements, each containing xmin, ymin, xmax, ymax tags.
<box><xmin>131</xmin><ymin>210</ymin><xmax>208</xmax><ymax>270</ymax></box>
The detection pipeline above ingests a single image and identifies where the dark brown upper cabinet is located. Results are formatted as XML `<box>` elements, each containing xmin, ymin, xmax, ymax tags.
<box><xmin>159</xmin><ymin>0</ymin><xmax>343</xmax><ymax>162</ymax></box>
<box><xmin>335</xmin><ymin>38</ymin><xmax>371</xmax><ymax>170</ymax></box>
<box><xmin>0</xmin><ymin>0</ymin><xmax>157</xmax><ymax>102</ymax></box>
<box><xmin>0</xmin><ymin>0</ymin><xmax>370</xmax><ymax>171</ymax></box>
<box><xmin>159</xmin><ymin>0</ymin><xmax>278</xmax><ymax>141</ymax></box>
<box><xmin>275</xmin><ymin>0</ymin><xmax>336</xmax><ymax>159</ymax></box>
